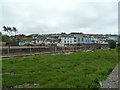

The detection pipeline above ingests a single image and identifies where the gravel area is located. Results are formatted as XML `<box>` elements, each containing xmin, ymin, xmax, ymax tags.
<box><xmin>100</xmin><ymin>63</ymin><xmax>119</xmax><ymax>89</ymax></box>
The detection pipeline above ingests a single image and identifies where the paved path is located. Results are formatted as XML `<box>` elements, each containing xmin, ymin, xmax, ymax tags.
<box><xmin>100</xmin><ymin>62</ymin><xmax>119</xmax><ymax>89</ymax></box>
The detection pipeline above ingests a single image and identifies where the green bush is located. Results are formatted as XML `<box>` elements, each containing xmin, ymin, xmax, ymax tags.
<box><xmin>108</xmin><ymin>41</ymin><xmax>116</xmax><ymax>49</ymax></box>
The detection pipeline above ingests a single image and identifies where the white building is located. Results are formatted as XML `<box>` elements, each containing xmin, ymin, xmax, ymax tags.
<box><xmin>108</xmin><ymin>35</ymin><xmax>118</xmax><ymax>41</ymax></box>
<box><xmin>59</xmin><ymin>34</ymin><xmax>93</xmax><ymax>46</ymax></box>
<box><xmin>59</xmin><ymin>35</ymin><xmax>76</xmax><ymax>45</ymax></box>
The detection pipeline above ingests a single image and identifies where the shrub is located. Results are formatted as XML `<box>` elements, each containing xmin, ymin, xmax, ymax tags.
<box><xmin>108</xmin><ymin>41</ymin><xmax>116</xmax><ymax>49</ymax></box>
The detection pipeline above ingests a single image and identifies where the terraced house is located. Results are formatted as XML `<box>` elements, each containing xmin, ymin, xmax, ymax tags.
<box><xmin>16</xmin><ymin>32</ymin><xmax>118</xmax><ymax>47</ymax></box>
<box><xmin>58</xmin><ymin>33</ymin><xmax>118</xmax><ymax>46</ymax></box>
<box><xmin>59</xmin><ymin>33</ymin><xmax>93</xmax><ymax>46</ymax></box>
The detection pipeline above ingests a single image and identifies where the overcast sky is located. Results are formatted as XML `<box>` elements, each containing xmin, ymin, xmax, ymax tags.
<box><xmin>0</xmin><ymin>0</ymin><xmax>119</xmax><ymax>34</ymax></box>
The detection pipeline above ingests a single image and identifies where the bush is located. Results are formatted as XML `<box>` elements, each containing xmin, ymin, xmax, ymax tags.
<box><xmin>108</xmin><ymin>41</ymin><xmax>116</xmax><ymax>49</ymax></box>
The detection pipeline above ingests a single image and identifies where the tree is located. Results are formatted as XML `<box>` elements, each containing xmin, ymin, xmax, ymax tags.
<box><xmin>2</xmin><ymin>35</ymin><xmax>12</xmax><ymax>44</ymax></box>
<box><xmin>2</xmin><ymin>26</ymin><xmax>18</xmax><ymax>46</ymax></box>
<box><xmin>3</xmin><ymin>26</ymin><xmax>18</xmax><ymax>35</ymax></box>
<box><xmin>26</xmin><ymin>37</ymin><xmax>33</xmax><ymax>42</ymax></box>
<box><xmin>12</xmin><ymin>27</ymin><xmax>18</xmax><ymax>40</ymax></box>
<box><xmin>3</xmin><ymin>26</ymin><xmax>12</xmax><ymax>36</ymax></box>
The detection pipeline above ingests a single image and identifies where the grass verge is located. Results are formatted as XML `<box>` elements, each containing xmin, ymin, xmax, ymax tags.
<box><xmin>2</xmin><ymin>49</ymin><xmax>119</xmax><ymax>88</ymax></box>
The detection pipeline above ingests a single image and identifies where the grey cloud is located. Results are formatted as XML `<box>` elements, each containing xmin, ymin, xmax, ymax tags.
<box><xmin>1</xmin><ymin>1</ymin><xmax>118</xmax><ymax>34</ymax></box>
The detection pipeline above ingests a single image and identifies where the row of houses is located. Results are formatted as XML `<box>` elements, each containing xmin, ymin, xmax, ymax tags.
<box><xmin>29</xmin><ymin>32</ymin><xmax>118</xmax><ymax>47</ymax></box>
<box><xmin>1</xmin><ymin>32</ymin><xmax>118</xmax><ymax>46</ymax></box>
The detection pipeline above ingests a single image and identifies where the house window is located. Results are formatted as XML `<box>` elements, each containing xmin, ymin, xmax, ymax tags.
<box><xmin>64</xmin><ymin>41</ymin><xmax>66</xmax><ymax>43</ymax></box>
<box><xmin>81</xmin><ymin>38</ymin><xmax>84</xmax><ymax>42</ymax></box>
<box><xmin>74</xmin><ymin>40</ymin><xmax>76</xmax><ymax>42</ymax></box>
<box><xmin>88</xmin><ymin>39</ymin><xmax>89</xmax><ymax>42</ymax></box>
<box><xmin>74</xmin><ymin>37</ymin><xmax>76</xmax><ymax>39</ymax></box>
<box><xmin>78</xmin><ymin>38</ymin><xmax>80</xmax><ymax>42</ymax></box>
<box><xmin>70</xmin><ymin>41</ymin><xmax>72</xmax><ymax>43</ymax></box>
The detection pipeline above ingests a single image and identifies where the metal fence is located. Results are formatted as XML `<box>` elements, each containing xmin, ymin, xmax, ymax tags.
<box><xmin>2</xmin><ymin>44</ymin><xmax>109</xmax><ymax>58</ymax></box>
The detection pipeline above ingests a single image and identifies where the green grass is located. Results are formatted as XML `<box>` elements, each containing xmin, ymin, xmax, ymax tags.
<box><xmin>2</xmin><ymin>49</ymin><xmax>119</xmax><ymax>88</ymax></box>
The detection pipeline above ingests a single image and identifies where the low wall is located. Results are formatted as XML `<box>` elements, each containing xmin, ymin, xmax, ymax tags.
<box><xmin>2</xmin><ymin>44</ymin><xmax>109</xmax><ymax>56</ymax></box>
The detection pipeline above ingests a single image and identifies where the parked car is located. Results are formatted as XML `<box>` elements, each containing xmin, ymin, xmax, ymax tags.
<box><xmin>27</xmin><ymin>43</ymin><xmax>36</xmax><ymax>46</ymax></box>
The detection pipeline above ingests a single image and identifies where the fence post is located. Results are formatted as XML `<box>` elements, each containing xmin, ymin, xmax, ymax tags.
<box><xmin>30</xmin><ymin>46</ymin><xmax>32</xmax><ymax>55</ymax></box>
<box><xmin>54</xmin><ymin>47</ymin><xmax>57</xmax><ymax>53</ymax></box>
<box><xmin>8</xmin><ymin>45</ymin><xmax>10</xmax><ymax>57</ymax></box>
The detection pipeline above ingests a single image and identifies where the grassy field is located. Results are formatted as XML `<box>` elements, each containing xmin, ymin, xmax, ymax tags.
<box><xmin>2</xmin><ymin>49</ymin><xmax>119</xmax><ymax>88</ymax></box>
